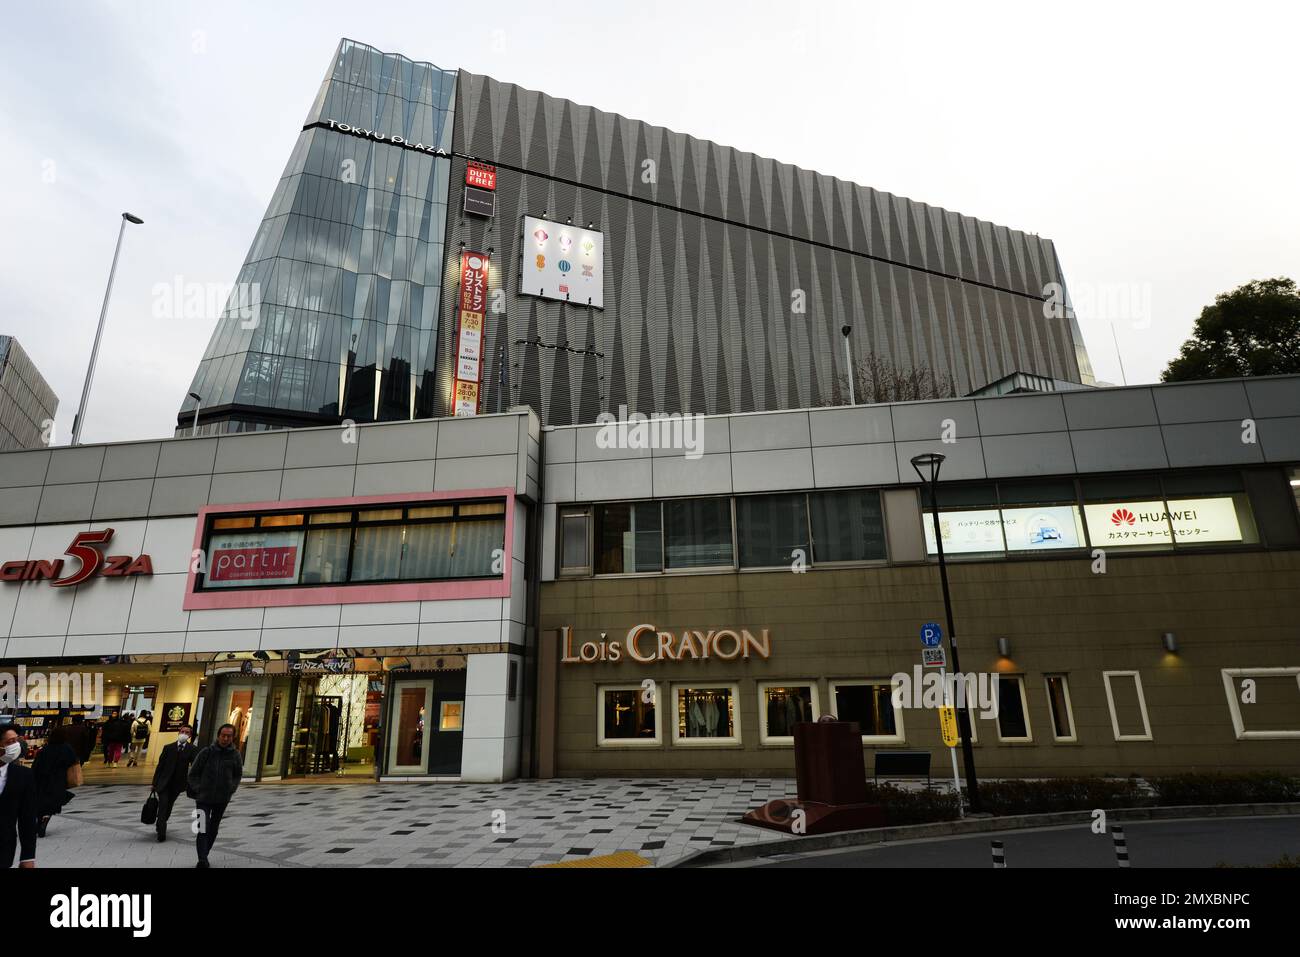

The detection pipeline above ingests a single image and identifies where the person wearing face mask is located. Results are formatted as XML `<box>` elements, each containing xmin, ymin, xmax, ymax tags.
<box><xmin>186</xmin><ymin>723</ymin><xmax>242</xmax><ymax>867</ymax></box>
<box><xmin>0</xmin><ymin>724</ymin><xmax>38</xmax><ymax>868</ymax></box>
<box><xmin>149</xmin><ymin>723</ymin><xmax>199</xmax><ymax>843</ymax></box>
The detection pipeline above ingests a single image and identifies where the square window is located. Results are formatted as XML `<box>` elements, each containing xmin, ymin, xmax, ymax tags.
<box><xmin>757</xmin><ymin>682</ymin><xmax>819</xmax><ymax>744</ymax></box>
<box><xmin>672</xmin><ymin>685</ymin><xmax>740</xmax><ymax>745</ymax></box>
<box><xmin>829</xmin><ymin>680</ymin><xmax>905</xmax><ymax>743</ymax></box>
<box><xmin>597</xmin><ymin>685</ymin><xmax>661</xmax><ymax>746</ymax></box>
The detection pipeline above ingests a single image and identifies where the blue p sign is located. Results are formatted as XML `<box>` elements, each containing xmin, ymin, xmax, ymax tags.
<box><xmin>920</xmin><ymin>623</ymin><xmax>942</xmax><ymax>647</ymax></box>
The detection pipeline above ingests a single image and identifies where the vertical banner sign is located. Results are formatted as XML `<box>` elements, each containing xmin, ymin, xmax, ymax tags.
<box><xmin>453</xmin><ymin>252</ymin><xmax>490</xmax><ymax>416</ymax></box>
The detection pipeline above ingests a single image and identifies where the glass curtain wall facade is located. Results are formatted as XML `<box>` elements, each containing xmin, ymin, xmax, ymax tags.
<box><xmin>0</xmin><ymin>336</ymin><xmax>58</xmax><ymax>451</ymax></box>
<box><xmin>178</xmin><ymin>40</ymin><xmax>456</xmax><ymax>434</ymax></box>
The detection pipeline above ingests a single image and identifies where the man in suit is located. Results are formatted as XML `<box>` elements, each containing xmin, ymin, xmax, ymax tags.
<box><xmin>151</xmin><ymin>723</ymin><xmax>198</xmax><ymax>843</ymax></box>
<box><xmin>0</xmin><ymin>724</ymin><xmax>37</xmax><ymax>868</ymax></box>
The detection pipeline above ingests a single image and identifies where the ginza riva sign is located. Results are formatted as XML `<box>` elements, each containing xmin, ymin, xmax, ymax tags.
<box><xmin>560</xmin><ymin>625</ymin><xmax>772</xmax><ymax>664</ymax></box>
<box><xmin>0</xmin><ymin>529</ymin><xmax>153</xmax><ymax>586</ymax></box>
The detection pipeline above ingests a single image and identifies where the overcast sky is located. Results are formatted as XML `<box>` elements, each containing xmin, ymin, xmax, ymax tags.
<box><xmin>3</xmin><ymin>0</ymin><xmax>1297</xmax><ymax>444</ymax></box>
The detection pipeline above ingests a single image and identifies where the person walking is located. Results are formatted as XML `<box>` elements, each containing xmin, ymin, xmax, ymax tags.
<box><xmin>0</xmin><ymin>724</ymin><xmax>37</xmax><ymax>868</ymax></box>
<box><xmin>31</xmin><ymin>725</ymin><xmax>79</xmax><ymax>837</ymax></box>
<box><xmin>149</xmin><ymin>724</ymin><xmax>198</xmax><ymax>843</ymax></box>
<box><xmin>186</xmin><ymin>723</ymin><xmax>242</xmax><ymax>868</ymax></box>
<box><xmin>103</xmin><ymin>713</ymin><xmax>131</xmax><ymax>768</ymax></box>
<box><xmin>127</xmin><ymin>712</ymin><xmax>152</xmax><ymax>768</ymax></box>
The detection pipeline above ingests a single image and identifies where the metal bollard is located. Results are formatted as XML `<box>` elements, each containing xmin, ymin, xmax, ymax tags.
<box><xmin>991</xmin><ymin>839</ymin><xmax>1006</xmax><ymax>868</ymax></box>
<box><xmin>1111</xmin><ymin>825</ymin><xmax>1130</xmax><ymax>867</ymax></box>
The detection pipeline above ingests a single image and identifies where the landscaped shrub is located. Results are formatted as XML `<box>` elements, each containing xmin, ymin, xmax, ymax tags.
<box><xmin>863</xmin><ymin>783</ymin><xmax>961</xmax><ymax>825</ymax></box>
<box><xmin>1149</xmin><ymin>772</ymin><xmax>1300</xmax><ymax>806</ymax></box>
<box><xmin>976</xmin><ymin>777</ymin><xmax>1152</xmax><ymax>816</ymax></box>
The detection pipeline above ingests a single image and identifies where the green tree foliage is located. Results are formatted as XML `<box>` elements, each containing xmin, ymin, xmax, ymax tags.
<box><xmin>1162</xmin><ymin>277</ymin><xmax>1300</xmax><ymax>382</ymax></box>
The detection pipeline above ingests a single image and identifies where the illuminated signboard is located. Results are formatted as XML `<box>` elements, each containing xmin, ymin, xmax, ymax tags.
<box><xmin>924</xmin><ymin>506</ymin><xmax>1085</xmax><ymax>555</ymax></box>
<box><xmin>1083</xmin><ymin>497</ymin><xmax>1243</xmax><ymax>547</ymax></box>
<box><xmin>520</xmin><ymin>215</ymin><xmax>604</xmax><ymax>309</ymax></box>
<box><xmin>206</xmin><ymin>529</ymin><xmax>304</xmax><ymax>587</ymax></box>
<box><xmin>465</xmin><ymin>162</ymin><xmax>496</xmax><ymax>190</ymax></box>
<box><xmin>452</xmin><ymin>251</ymin><xmax>490</xmax><ymax>416</ymax></box>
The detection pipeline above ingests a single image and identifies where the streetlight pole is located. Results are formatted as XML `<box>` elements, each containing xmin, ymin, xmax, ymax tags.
<box><xmin>71</xmin><ymin>212</ymin><xmax>144</xmax><ymax>445</ymax></box>
<box><xmin>188</xmin><ymin>392</ymin><xmax>203</xmax><ymax>436</ymax></box>
<box><xmin>841</xmin><ymin>325</ymin><xmax>855</xmax><ymax>405</ymax></box>
<box><xmin>910</xmin><ymin>451</ymin><xmax>983</xmax><ymax>813</ymax></box>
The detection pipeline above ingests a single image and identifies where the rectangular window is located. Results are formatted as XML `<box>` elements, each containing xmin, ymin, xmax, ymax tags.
<box><xmin>664</xmin><ymin>498</ymin><xmax>734</xmax><ymax>569</ymax></box>
<box><xmin>673</xmin><ymin>685</ymin><xmax>740</xmax><ymax>744</ymax></box>
<box><xmin>439</xmin><ymin>701</ymin><xmax>463</xmax><ymax>732</ymax></box>
<box><xmin>809</xmin><ymin>489</ymin><xmax>886</xmax><ymax>562</ymax></box>
<box><xmin>1103</xmin><ymin>671</ymin><xmax>1153</xmax><ymax>741</ymax></box>
<box><xmin>1044</xmin><ymin>674</ymin><xmax>1076</xmax><ymax>742</ymax></box>
<box><xmin>201</xmin><ymin>498</ymin><xmax>506</xmax><ymax>589</ymax></box>
<box><xmin>830</xmin><ymin>680</ymin><xmax>904</xmax><ymax>742</ymax></box>
<box><xmin>995</xmin><ymin>676</ymin><xmax>1031</xmax><ymax>741</ymax></box>
<box><xmin>923</xmin><ymin>507</ymin><xmax>1007</xmax><ymax>556</ymax></box>
<box><xmin>559</xmin><ymin>508</ymin><xmax>590</xmax><ymax>575</ymax></box>
<box><xmin>737</xmin><ymin>494</ymin><xmax>809</xmax><ymax>568</ymax></box>
<box><xmin>594</xmin><ymin>502</ymin><xmax>662</xmax><ymax>574</ymax></box>
<box><xmin>758</xmin><ymin>683</ymin><xmax>818</xmax><ymax>743</ymax></box>
<box><xmin>1220</xmin><ymin>668</ymin><xmax>1300</xmax><ymax>739</ymax></box>
<box><xmin>598</xmin><ymin>686</ymin><xmax>661</xmax><ymax>746</ymax></box>
<box><xmin>1001</xmin><ymin>505</ymin><xmax>1087</xmax><ymax>551</ymax></box>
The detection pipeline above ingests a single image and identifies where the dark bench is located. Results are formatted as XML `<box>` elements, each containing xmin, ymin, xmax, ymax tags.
<box><xmin>873</xmin><ymin>750</ymin><xmax>932</xmax><ymax>788</ymax></box>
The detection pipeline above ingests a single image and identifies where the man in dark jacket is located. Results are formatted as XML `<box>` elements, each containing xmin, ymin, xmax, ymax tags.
<box><xmin>0</xmin><ymin>724</ymin><xmax>37</xmax><ymax>868</ymax></box>
<box><xmin>186</xmin><ymin>723</ymin><xmax>242</xmax><ymax>868</ymax></box>
<box><xmin>150</xmin><ymin>724</ymin><xmax>198</xmax><ymax>843</ymax></box>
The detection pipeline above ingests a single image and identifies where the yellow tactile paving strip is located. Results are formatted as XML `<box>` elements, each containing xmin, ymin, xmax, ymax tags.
<box><xmin>536</xmin><ymin>851</ymin><xmax>651</xmax><ymax>868</ymax></box>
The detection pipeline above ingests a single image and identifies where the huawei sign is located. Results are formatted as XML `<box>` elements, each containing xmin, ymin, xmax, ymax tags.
<box><xmin>0</xmin><ymin>529</ymin><xmax>153</xmax><ymax>586</ymax></box>
<box><xmin>1110</xmin><ymin>508</ymin><xmax>1136</xmax><ymax>526</ymax></box>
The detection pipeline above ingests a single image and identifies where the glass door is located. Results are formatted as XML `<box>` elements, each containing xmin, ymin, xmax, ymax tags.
<box><xmin>387</xmin><ymin>680</ymin><xmax>433</xmax><ymax>774</ymax></box>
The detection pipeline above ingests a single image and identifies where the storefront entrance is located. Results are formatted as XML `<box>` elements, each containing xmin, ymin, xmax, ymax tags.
<box><xmin>386</xmin><ymin>673</ymin><xmax>465</xmax><ymax>778</ymax></box>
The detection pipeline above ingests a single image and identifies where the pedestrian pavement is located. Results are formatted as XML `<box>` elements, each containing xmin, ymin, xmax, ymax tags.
<box><xmin>29</xmin><ymin>778</ymin><xmax>797</xmax><ymax>868</ymax></box>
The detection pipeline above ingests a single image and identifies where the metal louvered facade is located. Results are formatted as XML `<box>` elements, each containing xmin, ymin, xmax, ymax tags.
<box><xmin>180</xmin><ymin>40</ymin><xmax>1094</xmax><ymax>433</ymax></box>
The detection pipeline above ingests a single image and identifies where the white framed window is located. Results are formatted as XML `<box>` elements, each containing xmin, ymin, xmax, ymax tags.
<box><xmin>558</xmin><ymin>506</ymin><xmax>591</xmax><ymax>576</ymax></box>
<box><xmin>1044</xmin><ymin>674</ymin><xmax>1077</xmax><ymax>742</ymax></box>
<box><xmin>671</xmin><ymin>683</ymin><xmax>741</xmax><ymax>746</ymax></box>
<box><xmin>828</xmin><ymin>679</ymin><xmax>905</xmax><ymax>744</ymax></box>
<box><xmin>757</xmin><ymin>681</ymin><xmax>820</xmax><ymax>745</ymax></box>
<box><xmin>1103</xmin><ymin>670</ymin><xmax>1153</xmax><ymax>741</ymax></box>
<box><xmin>596</xmin><ymin>684</ymin><xmax>662</xmax><ymax>747</ymax></box>
<box><xmin>994</xmin><ymin>675</ymin><xmax>1032</xmax><ymax>742</ymax></box>
<box><xmin>1220</xmin><ymin>668</ymin><xmax>1300</xmax><ymax>740</ymax></box>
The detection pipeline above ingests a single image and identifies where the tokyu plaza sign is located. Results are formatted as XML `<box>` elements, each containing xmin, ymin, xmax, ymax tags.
<box><xmin>560</xmin><ymin>624</ymin><xmax>771</xmax><ymax>664</ymax></box>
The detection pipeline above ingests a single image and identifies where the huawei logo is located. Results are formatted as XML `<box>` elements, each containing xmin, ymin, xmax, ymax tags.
<box><xmin>1110</xmin><ymin>508</ymin><xmax>1136</xmax><ymax>526</ymax></box>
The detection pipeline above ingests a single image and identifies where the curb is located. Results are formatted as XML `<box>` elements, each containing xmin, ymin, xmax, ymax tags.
<box><xmin>664</xmin><ymin>802</ymin><xmax>1300</xmax><ymax>868</ymax></box>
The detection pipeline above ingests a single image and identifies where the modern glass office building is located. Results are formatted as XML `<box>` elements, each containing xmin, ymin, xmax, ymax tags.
<box><xmin>180</xmin><ymin>39</ymin><xmax>1095</xmax><ymax>435</ymax></box>
<box><xmin>0</xmin><ymin>336</ymin><xmax>58</xmax><ymax>451</ymax></box>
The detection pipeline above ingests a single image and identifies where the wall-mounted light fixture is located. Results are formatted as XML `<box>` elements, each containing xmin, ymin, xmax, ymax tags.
<box><xmin>1162</xmin><ymin>632</ymin><xmax>1178</xmax><ymax>654</ymax></box>
<box><xmin>997</xmin><ymin>637</ymin><xmax>1012</xmax><ymax>658</ymax></box>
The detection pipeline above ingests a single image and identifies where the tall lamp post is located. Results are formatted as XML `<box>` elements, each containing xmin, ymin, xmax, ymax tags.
<box><xmin>188</xmin><ymin>392</ymin><xmax>203</xmax><ymax>436</ymax></box>
<box><xmin>72</xmin><ymin>212</ymin><xmax>144</xmax><ymax>445</ymax></box>
<box><xmin>910</xmin><ymin>451</ymin><xmax>983</xmax><ymax>813</ymax></box>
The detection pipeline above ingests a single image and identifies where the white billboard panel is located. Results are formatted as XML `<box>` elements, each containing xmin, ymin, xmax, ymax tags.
<box><xmin>520</xmin><ymin>216</ymin><xmax>604</xmax><ymax>309</ymax></box>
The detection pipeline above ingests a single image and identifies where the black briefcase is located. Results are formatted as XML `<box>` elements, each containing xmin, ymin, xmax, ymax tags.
<box><xmin>141</xmin><ymin>791</ymin><xmax>159</xmax><ymax>825</ymax></box>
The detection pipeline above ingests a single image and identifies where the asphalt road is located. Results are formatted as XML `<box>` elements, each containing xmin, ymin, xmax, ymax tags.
<box><xmin>743</xmin><ymin>816</ymin><xmax>1300</xmax><ymax>868</ymax></box>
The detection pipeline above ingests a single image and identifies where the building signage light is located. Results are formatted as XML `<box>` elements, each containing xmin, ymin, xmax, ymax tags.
<box><xmin>465</xmin><ymin>161</ymin><xmax>497</xmax><ymax>190</ymax></box>
<box><xmin>452</xmin><ymin>252</ymin><xmax>491</xmax><ymax>416</ymax></box>
<box><xmin>560</xmin><ymin>624</ymin><xmax>772</xmax><ymax>664</ymax></box>
<box><xmin>0</xmin><ymin>528</ymin><xmax>153</xmax><ymax>587</ymax></box>
<box><xmin>318</xmin><ymin>119</ymin><xmax>448</xmax><ymax>156</ymax></box>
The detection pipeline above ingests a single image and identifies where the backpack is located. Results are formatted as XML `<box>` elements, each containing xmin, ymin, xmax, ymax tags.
<box><xmin>133</xmin><ymin>720</ymin><xmax>149</xmax><ymax>741</ymax></box>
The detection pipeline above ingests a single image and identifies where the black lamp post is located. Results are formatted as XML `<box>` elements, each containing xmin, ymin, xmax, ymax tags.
<box><xmin>910</xmin><ymin>451</ymin><xmax>983</xmax><ymax>813</ymax></box>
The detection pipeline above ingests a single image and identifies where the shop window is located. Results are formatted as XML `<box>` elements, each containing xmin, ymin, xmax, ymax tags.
<box><xmin>597</xmin><ymin>685</ymin><xmax>662</xmax><ymax>746</ymax></box>
<box><xmin>737</xmin><ymin>494</ymin><xmax>809</xmax><ymax>568</ymax></box>
<box><xmin>920</xmin><ymin>483</ymin><xmax>1004</xmax><ymax>558</ymax></box>
<box><xmin>201</xmin><ymin>498</ymin><xmax>507</xmax><ymax>590</ymax></box>
<box><xmin>829</xmin><ymin>680</ymin><xmax>905</xmax><ymax>743</ymax></box>
<box><xmin>595</xmin><ymin>502</ymin><xmax>662</xmax><ymax>573</ymax></box>
<box><xmin>809</xmin><ymin>489</ymin><xmax>886</xmax><ymax>563</ymax></box>
<box><xmin>1102</xmin><ymin>671</ymin><xmax>1153</xmax><ymax>741</ymax></box>
<box><xmin>1220</xmin><ymin>668</ymin><xmax>1300</xmax><ymax>740</ymax></box>
<box><xmin>994</xmin><ymin>676</ymin><xmax>1032</xmax><ymax>742</ymax></box>
<box><xmin>1290</xmin><ymin>467</ymin><xmax>1300</xmax><ymax>515</ymax></box>
<box><xmin>757</xmin><ymin>682</ymin><xmax>819</xmax><ymax>744</ymax></box>
<box><xmin>672</xmin><ymin>684</ymin><xmax>740</xmax><ymax>745</ymax></box>
<box><xmin>559</xmin><ymin>507</ymin><xmax>591</xmax><ymax>575</ymax></box>
<box><xmin>1044</xmin><ymin>674</ymin><xmax>1077</xmax><ymax>742</ymax></box>
<box><xmin>1166</xmin><ymin>493</ymin><xmax>1258</xmax><ymax>546</ymax></box>
<box><xmin>664</xmin><ymin>498</ymin><xmax>734</xmax><ymax>570</ymax></box>
<box><xmin>439</xmin><ymin>701</ymin><xmax>463</xmax><ymax>732</ymax></box>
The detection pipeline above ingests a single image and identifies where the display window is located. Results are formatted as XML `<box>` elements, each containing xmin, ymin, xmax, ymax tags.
<box><xmin>829</xmin><ymin>679</ymin><xmax>905</xmax><ymax>743</ymax></box>
<box><xmin>596</xmin><ymin>684</ymin><xmax>661</xmax><ymax>746</ymax></box>
<box><xmin>671</xmin><ymin>684</ymin><xmax>741</xmax><ymax>745</ymax></box>
<box><xmin>757</xmin><ymin>682</ymin><xmax>819</xmax><ymax>745</ymax></box>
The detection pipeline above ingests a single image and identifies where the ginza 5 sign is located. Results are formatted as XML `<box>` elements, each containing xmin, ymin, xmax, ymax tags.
<box><xmin>0</xmin><ymin>528</ymin><xmax>153</xmax><ymax>586</ymax></box>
